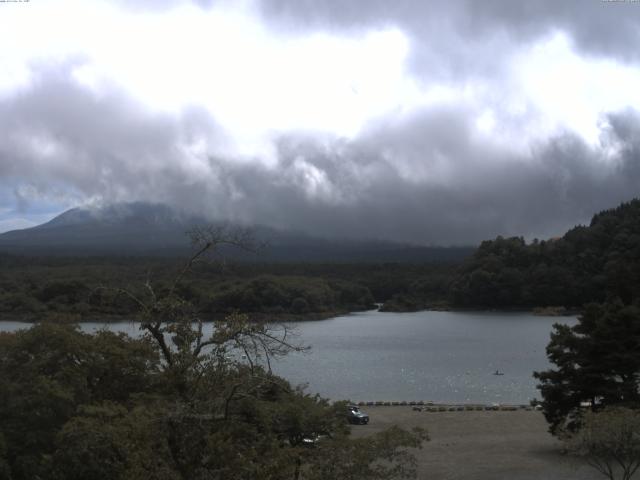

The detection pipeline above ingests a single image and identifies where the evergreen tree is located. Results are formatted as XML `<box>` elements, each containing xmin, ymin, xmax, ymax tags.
<box><xmin>534</xmin><ymin>302</ymin><xmax>640</xmax><ymax>435</ymax></box>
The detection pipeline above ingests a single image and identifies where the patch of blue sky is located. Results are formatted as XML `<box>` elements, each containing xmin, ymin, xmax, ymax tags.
<box><xmin>0</xmin><ymin>182</ymin><xmax>68</xmax><ymax>233</ymax></box>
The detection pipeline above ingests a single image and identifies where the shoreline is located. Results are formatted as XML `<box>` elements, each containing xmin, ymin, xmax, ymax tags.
<box><xmin>381</xmin><ymin>304</ymin><xmax>581</xmax><ymax>317</ymax></box>
<box><xmin>0</xmin><ymin>309</ymin><xmax>355</xmax><ymax>325</ymax></box>
<box><xmin>353</xmin><ymin>401</ymin><xmax>538</xmax><ymax>411</ymax></box>
<box><xmin>0</xmin><ymin>304</ymin><xmax>581</xmax><ymax>324</ymax></box>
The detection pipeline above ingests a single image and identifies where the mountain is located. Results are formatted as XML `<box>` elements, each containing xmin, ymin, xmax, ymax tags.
<box><xmin>0</xmin><ymin>203</ymin><xmax>474</xmax><ymax>262</ymax></box>
<box><xmin>0</xmin><ymin>203</ymin><xmax>194</xmax><ymax>254</ymax></box>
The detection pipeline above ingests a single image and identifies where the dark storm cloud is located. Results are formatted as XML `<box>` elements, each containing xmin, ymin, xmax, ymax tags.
<box><xmin>0</xmin><ymin>63</ymin><xmax>226</xmax><ymax>210</ymax></box>
<box><xmin>3</xmin><ymin>62</ymin><xmax>640</xmax><ymax>244</ymax></box>
<box><xmin>248</xmin><ymin>109</ymin><xmax>640</xmax><ymax>244</ymax></box>
<box><xmin>224</xmin><ymin>108</ymin><xmax>640</xmax><ymax>244</ymax></box>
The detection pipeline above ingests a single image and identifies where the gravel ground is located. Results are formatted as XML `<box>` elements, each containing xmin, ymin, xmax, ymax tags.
<box><xmin>348</xmin><ymin>406</ymin><xmax>602</xmax><ymax>480</ymax></box>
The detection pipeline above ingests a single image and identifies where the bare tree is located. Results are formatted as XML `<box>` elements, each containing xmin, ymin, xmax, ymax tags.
<box><xmin>567</xmin><ymin>407</ymin><xmax>640</xmax><ymax>480</ymax></box>
<box><xmin>105</xmin><ymin>225</ymin><xmax>304</xmax><ymax>398</ymax></box>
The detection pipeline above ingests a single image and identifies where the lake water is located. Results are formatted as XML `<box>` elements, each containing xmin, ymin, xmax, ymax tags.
<box><xmin>0</xmin><ymin>310</ymin><xmax>575</xmax><ymax>404</ymax></box>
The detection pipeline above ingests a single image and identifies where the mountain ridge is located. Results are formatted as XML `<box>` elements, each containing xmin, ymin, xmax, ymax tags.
<box><xmin>0</xmin><ymin>203</ymin><xmax>474</xmax><ymax>263</ymax></box>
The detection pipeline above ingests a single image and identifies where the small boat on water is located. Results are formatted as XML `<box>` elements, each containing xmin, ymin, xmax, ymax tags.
<box><xmin>493</xmin><ymin>370</ymin><xmax>504</xmax><ymax>376</ymax></box>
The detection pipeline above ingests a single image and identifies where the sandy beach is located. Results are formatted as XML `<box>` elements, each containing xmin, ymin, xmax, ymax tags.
<box><xmin>349</xmin><ymin>406</ymin><xmax>602</xmax><ymax>480</ymax></box>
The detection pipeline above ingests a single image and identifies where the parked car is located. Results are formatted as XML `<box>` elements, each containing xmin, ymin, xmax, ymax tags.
<box><xmin>346</xmin><ymin>405</ymin><xmax>369</xmax><ymax>425</ymax></box>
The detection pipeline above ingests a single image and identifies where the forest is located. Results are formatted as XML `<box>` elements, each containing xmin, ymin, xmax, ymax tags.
<box><xmin>449</xmin><ymin>199</ymin><xmax>640</xmax><ymax>309</ymax></box>
<box><xmin>382</xmin><ymin>199</ymin><xmax>640</xmax><ymax>311</ymax></box>
<box><xmin>0</xmin><ymin>257</ymin><xmax>457</xmax><ymax>322</ymax></box>
<box><xmin>2</xmin><ymin>199</ymin><xmax>640</xmax><ymax>322</ymax></box>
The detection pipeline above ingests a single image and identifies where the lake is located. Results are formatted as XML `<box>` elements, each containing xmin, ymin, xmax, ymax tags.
<box><xmin>0</xmin><ymin>310</ymin><xmax>575</xmax><ymax>404</ymax></box>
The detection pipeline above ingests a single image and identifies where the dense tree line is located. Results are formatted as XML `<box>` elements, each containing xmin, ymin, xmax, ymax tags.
<box><xmin>378</xmin><ymin>271</ymin><xmax>452</xmax><ymax>312</ymax></box>
<box><xmin>378</xmin><ymin>198</ymin><xmax>640</xmax><ymax>311</ymax></box>
<box><xmin>451</xmin><ymin>199</ymin><xmax>640</xmax><ymax>309</ymax></box>
<box><xmin>0</xmin><ymin>257</ymin><xmax>459</xmax><ymax>321</ymax></box>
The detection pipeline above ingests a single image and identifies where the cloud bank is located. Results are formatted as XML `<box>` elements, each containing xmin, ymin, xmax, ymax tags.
<box><xmin>1</xmin><ymin>0</ymin><xmax>640</xmax><ymax>243</ymax></box>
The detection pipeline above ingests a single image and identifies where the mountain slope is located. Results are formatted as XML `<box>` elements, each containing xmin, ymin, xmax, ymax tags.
<box><xmin>0</xmin><ymin>203</ymin><xmax>195</xmax><ymax>253</ymax></box>
<box><xmin>0</xmin><ymin>203</ymin><xmax>474</xmax><ymax>262</ymax></box>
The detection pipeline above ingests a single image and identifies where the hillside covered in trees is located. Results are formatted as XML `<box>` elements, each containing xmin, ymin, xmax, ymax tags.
<box><xmin>449</xmin><ymin>199</ymin><xmax>640</xmax><ymax>309</ymax></box>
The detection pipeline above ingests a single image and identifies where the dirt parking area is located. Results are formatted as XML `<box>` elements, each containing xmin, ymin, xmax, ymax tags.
<box><xmin>348</xmin><ymin>406</ymin><xmax>601</xmax><ymax>480</ymax></box>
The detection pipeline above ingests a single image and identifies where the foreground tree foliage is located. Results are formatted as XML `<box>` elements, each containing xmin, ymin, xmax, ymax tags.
<box><xmin>0</xmin><ymin>325</ymin><xmax>158</xmax><ymax>480</ymax></box>
<box><xmin>566</xmin><ymin>407</ymin><xmax>640</xmax><ymax>480</ymax></box>
<box><xmin>0</xmin><ymin>227</ymin><xmax>427</xmax><ymax>480</ymax></box>
<box><xmin>534</xmin><ymin>302</ymin><xmax>640</xmax><ymax>435</ymax></box>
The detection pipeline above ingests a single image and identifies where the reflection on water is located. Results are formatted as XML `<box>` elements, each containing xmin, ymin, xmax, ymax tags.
<box><xmin>0</xmin><ymin>310</ymin><xmax>575</xmax><ymax>404</ymax></box>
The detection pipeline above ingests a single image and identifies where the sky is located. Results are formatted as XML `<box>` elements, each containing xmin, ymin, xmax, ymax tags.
<box><xmin>1</xmin><ymin>0</ymin><xmax>640</xmax><ymax>244</ymax></box>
